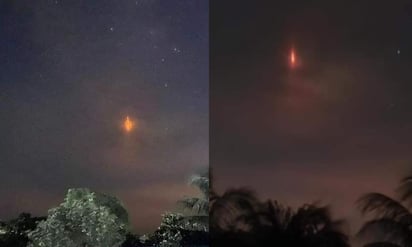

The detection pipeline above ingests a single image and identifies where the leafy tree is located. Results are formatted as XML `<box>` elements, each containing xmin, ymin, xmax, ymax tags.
<box><xmin>64</xmin><ymin>187</ymin><xmax>130</xmax><ymax>227</ymax></box>
<box><xmin>28</xmin><ymin>188</ymin><xmax>129</xmax><ymax>247</ymax></box>
<box><xmin>153</xmin><ymin>212</ymin><xmax>185</xmax><ymax>247</ymax></box>
<box><xmin>0</xmin><ymin>213</ymin><xmax>45</xmax><ymax>247</ymax></box>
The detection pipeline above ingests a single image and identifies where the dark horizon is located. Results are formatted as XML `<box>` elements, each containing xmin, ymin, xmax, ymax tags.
<box><xmin>211</xmin><ymin>0</ymin><xmax>412</xmax><ymax>238</ymax></box>
<box><xmin>0</xmin><ymin>0</ymin><xmax>208</xmax><ymax>233</ymax></box>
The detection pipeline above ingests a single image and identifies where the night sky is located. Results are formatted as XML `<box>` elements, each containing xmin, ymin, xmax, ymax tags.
<box><xmin>0</xmin><ymin>0</ymin><xmax>208</xmax><ymax>232</ymax></box>
<box><xmin>211</xmin><ymin>0</ymin><xmax>412</xmax><ymax>236</ymax></box>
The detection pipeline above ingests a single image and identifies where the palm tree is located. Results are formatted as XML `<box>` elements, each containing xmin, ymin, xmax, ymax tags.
<box><xmin>178</xmin><ymin>169</ymin><xmax>209</xmax><ymax>231</ymax></box>
<box><xmin>209</xmin><ymin>187</ymin><xmax>349</xmax><ymax>247</ymax></box>
<box><xmin>357</xmin><ymin>174</ymin><xmax>412</xmax><ymax>247</ymax></box>
<box><xmin>179</xmin><ymin>169</ymin><xmax>209</xmax><ymax>214</ymax></box>
<box><xmin>210</xmin><ymin>188</ymin><xmax>261</xmax><ymax>233</ymax></box>
<box><xmin>239</xmin><ymin>199</ymin><xmax>349</xmax><ymax>246</ymax></box>
<box><xmin>209</xmin><ymin>188</ymin><xmax>262</xmax><ymax>247</ymax></box>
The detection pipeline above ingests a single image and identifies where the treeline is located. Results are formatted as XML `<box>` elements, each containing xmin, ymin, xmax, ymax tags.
<box><xmin>2</xmin><ymin>170</ymin><xmax>412</xmax><ymax>247</ymax></box>
<box><xmin>0</xmin><ymin>171</ymin><xmax>209</xmax><ymax>247</ymax></box>
<box><xmin>208</xmin><ymin>171</ymin><xmax>412</xmax><ymax>247</ymax></box>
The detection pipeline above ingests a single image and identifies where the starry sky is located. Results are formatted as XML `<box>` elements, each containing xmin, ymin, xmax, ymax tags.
<box><xmin>211</xmin><ymin>0</ymin><xmax>412</xmax><ymax>237</ymax></box>
<box><xmin>0</xmin><ymin>0</ymin><xmax>208</xmax><ymax>232</ymax></box>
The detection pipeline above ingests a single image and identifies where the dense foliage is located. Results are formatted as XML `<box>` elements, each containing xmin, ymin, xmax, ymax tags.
<box><xmin>0</xmin><ymin>213</ymin><xmax>45</xmax><ymax>247</ymax></box>
<box><xmin>28</xmin><ymin>188</ymin><xmax>129</xmax><ymax>247</ymax></box>
<box><xmin>152</xmin><ymin>212</ymin><xmax>209</xmax><ymax>247</ymax></box>
<box><xmin>0</xmin><ymin>171</ymin><xmax>209</xmax><ymax>247</ymax></box>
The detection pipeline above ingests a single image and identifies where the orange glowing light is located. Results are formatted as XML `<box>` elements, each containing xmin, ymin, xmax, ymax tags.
<box><xmin>290</xmin><ymin>49</ymin><xmax>296</xmax><ymax>67</ymax></box>
<box><xmin>123</xmin><ymin>116</ymin><xmax>134</xmax><ymax>132</ymax></box>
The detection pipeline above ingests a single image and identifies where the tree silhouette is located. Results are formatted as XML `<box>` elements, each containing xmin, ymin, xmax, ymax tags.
<box><xmin>255</xmin><ymin>201</ymin><xmax>349</xmax><ymax>247</ymax></box>
<box><xmin>210</xmin><ymin>188</ymin><xmax>261</xmax><ymax>233</ymax></box>
<box><xmin>357</xmin><ymin>174</ymin><xmax>412</xmax><ymax>247</ymax></box>
<box><xmin>210</xmin><ymin>187</ymin><xmax>349</xmax><ymax>247</ymax></box>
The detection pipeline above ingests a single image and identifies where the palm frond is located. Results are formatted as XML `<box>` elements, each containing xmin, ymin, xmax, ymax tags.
<box><xmin>189</xmin><ymin>174</ymin><xmax>209</xmax><ymax>198</ymax></box>
<box><xmin>219</xmin><ymin>188</ymin><xmax>259</xmax><ymax>202</ymax></box>
<box><xmin>178</xmin><ymin>197</ymin><xmax>208</xmax><ymax>214</ymax></box>
<box><xmin>357</xmin><ymin>218</ymin><xmax>409</xmax><ymax>243</ymax></box>
<box><xmin>398</xmin><ymin>175</ymin><xmax>412</xmax><ymax>206</ymax></box>
<box><xmin>288</xmin><ymin>204</ymin><xmax>333</xmax><ymax>233</ymax></box>
<box><xmin>357</xmin><ymin>193</ymin><xmax>412</xmax><ymax>222</ymax></box>
<box><xmin>253</xmin><ymin>200</ymin><xmax>293</xmax><ymax>230</ymax></box>
<box><xmin>209</xmin><ymin>188</ymin><xmax>261</xmax><ymax>232</ymax></box>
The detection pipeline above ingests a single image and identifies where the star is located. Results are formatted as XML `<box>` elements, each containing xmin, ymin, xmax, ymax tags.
<box><xmin>172</xmin><ymin>47</ymin><xmax>181</xmax><ymax>54</ymax></box>
<box><xmin>397</xmin><ymin>49</ymin><xmax>401</xmax><ymax>55</ymax></box>
<box><xmin>109</xmin><ymin>27</ymin><xmax>114</xmax><ymax>32</ymax></box>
